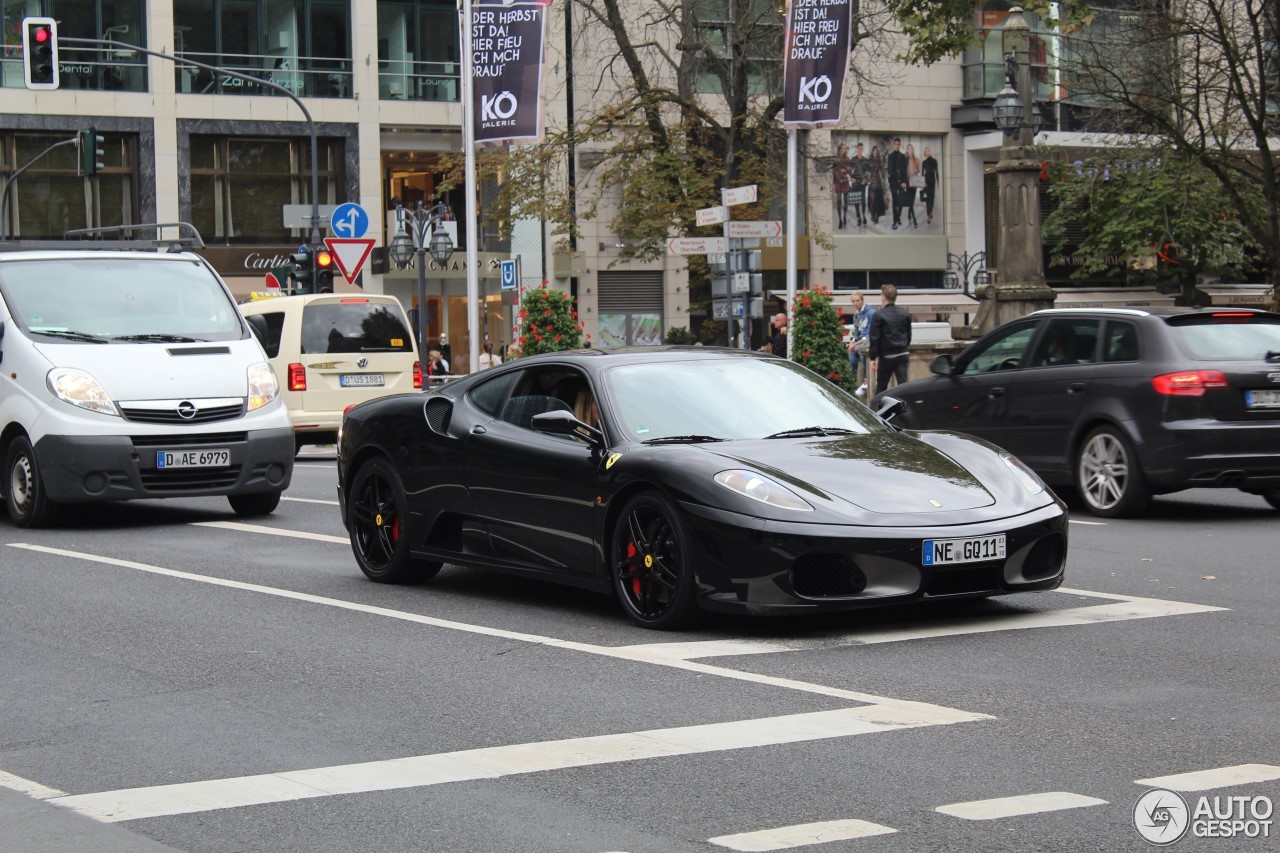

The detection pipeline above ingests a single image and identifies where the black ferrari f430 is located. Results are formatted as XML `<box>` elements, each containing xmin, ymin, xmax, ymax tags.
<box><xmin>337</xmin><ymin>347</ymin><xmax>1067</xmax><ymax>629</ymax></box>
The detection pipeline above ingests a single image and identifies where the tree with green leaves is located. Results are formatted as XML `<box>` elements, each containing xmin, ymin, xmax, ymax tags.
<box><xmin>788</xmin><ymin>287</ymin><xmax>854</xmax><ymax>392</ymax></box>
<box><xmin>516</xmin><ymin>285</ymin><xmax>585</xmax><ymax>356</ymax></box>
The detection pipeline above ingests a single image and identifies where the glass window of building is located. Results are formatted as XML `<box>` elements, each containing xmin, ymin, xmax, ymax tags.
<box><xmin>377</xmin><ymin>0</ymin><xmax>461</xmax><ymax>101</ymax></box>
<box><xmin>173</xmin><ymin>0</ymin><xmax>352</xmax><ymax>98</ymax></box>
<box><xmin>0</xmin><ymin>131</ymin><xmax>136</xmax><ymax>238</ymax></box>
<box><xmin>189</xmin><ymin>135</ymin><xmax>342</xmax><ymax>244</ymax></box>
<box><xmin>692</xmin><ymin>0</ymin><xmax>784</xmax><ymax>95</ymax></box>
<box><xmin>2</xmin><ymin>0</ymin><xmax>147</xmax><ymax>91</ymax></box>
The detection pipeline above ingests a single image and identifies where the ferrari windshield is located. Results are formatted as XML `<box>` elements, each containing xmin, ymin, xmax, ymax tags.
<box><xmin>0</xmin><ymin>256</ymin><xmax>244</xmax><ymax>342</ymax></box>
<box><xmin>602</xmin><ymin>356</ymin><xmax>887</xmax><ymax>442</ymax></box>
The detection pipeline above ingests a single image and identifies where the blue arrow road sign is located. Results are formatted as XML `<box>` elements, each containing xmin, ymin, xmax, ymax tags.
<box><xmin>500</xmin><ymin>259</ymin><xmax>517</xmax><ymax>290</ymax></box>
<box><xmin>330</xmin><ymin>203</ymin><xmax>369</xmax><ymax>239</ymax></box>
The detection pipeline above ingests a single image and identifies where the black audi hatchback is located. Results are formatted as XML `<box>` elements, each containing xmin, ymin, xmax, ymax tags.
<box><xmin>874</xmin><ymin>307</ymin><xmax>1280</xmax><ymax>517</ymax></box>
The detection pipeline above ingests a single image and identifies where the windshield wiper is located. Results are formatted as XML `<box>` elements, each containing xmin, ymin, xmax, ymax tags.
<box><xmin>642</xmin><ymin>434</ymin><xmax>727</xmax><ymax>444</ymax></box>
<box><xmin>765</xmin><ymin>426</ymin><xmax>858</xmax><ymax>439</ymax></box>
<box><xmin>111</xmin><ymin>334</ymin><xmax>202</xmax><ymax>343</ymax></box>
<box><xmin>31</xmin><ymin>329</ymin><xmax>109</xmax><ymax>343</ymax></box>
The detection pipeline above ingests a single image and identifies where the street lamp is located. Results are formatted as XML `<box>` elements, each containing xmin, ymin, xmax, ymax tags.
<box><xmin>390</xmin><ymin>199</ymin><xmax>455</xmax><ymax>363</ymax></box>
<box><xmin>944</xmin><ymin>251</ymin><xmax>991</xmax><ymax>296</ymax></box>
<box><xmin>991</xmin><ymin>51</ymin><xmax>1045</xmax><ymax>139</ymax></box>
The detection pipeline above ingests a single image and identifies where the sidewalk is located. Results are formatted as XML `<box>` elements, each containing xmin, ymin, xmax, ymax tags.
<box><xmin>0</xmin><ymin>786</ymin><xmax>183</xmax><ymax>852</ymax></box>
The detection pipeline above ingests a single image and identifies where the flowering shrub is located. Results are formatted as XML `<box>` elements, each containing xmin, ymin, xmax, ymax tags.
<box><xmin>788</xmin><ymin>286</ymin><xmax>854</xmax><ymax>393</ymax></box>
<box><xmin>516</xmin><ymin>283</ymin><xmax>585</xmax><ymax>356</ymax></box>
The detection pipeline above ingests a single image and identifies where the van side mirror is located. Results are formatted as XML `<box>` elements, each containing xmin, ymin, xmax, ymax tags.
<box><xmin>245</xmin><ymin>314</ymin><xmax>269</xmax><ymax>346</ymax></box>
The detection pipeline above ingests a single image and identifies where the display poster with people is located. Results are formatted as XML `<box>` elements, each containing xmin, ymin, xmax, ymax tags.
<box><xmin>471</xmin><ymin>0</ymin><xmax>550</xmax><ymax>144</ymax></box>
<box><xmin>829</xmin><ymin>132</ymin><xmax>944</xmax><ymax>235</ymax></box>
<box><xmin>782</xmin><ymin>0</ymin><xmax>852</xmax><ymax>128</ymax></box>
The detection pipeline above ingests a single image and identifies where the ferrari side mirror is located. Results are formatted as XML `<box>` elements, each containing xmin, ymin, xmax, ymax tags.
<box><xmin>530</xmin><ymin>409</ymin><xmax>604</xmax><ymax>445</ymax></box>
<box><xmin>875</xmin><ymin>395</ymin><xmax>906</xmax><ymax>426</ymax></box>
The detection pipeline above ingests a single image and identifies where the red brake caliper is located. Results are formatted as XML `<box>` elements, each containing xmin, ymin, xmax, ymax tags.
<box><xmin>391</xmin><ymin>515</ymin><xmax>400</xmax><ymax>544</ymax></box>
<box><xmin>627</xmin><ymin>542</ymin><xmax>641</xmax><ymax>597</ymax></box>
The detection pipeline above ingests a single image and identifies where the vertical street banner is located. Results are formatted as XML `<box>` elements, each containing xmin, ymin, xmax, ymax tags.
<box><xmin>471</xmin><ymin>0</ymin><xmax>550</xmax><ymax>144</ymax></box>
<box><xmin>782</xmin><ymin>0</ymin><xmax>853</xmax><ymax>129</ymax></box>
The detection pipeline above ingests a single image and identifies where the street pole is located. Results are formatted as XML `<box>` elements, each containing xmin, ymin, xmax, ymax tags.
<box><xmin>462</xmin><ymin>0</ymin><xmax>481</xmax><ymax>375</ymax></box>
<box><xmin>59</xmin><ymin>37</ymin><xmax>324</xmax><ymax>251</ymax></box>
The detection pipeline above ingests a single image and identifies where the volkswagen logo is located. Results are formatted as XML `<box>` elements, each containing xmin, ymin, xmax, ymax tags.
<box><xmin>176</xmin><ymin>401</ymin><xmax>198</xmax><ymax>420</ymax></box>
<box><xmin>357</xmin><ymin>357</ymin><xmax>368</xmax><ymax>369</ymax></box>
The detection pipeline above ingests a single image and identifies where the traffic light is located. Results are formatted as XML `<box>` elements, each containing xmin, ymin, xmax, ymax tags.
<box><xmin>22</xmin><ymin>17</ymin><xmax>59</xmax><ymax>91</ymax></box>
<box><xmin>78</xmin><ymin>129</ymin><xmax>105</xmax><ymax>177</ymax></box>
<box><xmin>291</xmin><ymin>247</ymin><xmax>313</xmax><ymax>292</ymax></box>
<box><xmin>266</xmin><ymin>262</ymin><xmax>294</xmax><ymax>291</ymax></box>
<box><xmin>314</xmin><ymin>248</ymin><xmax>335</xmax><ymax>293</ymax></box>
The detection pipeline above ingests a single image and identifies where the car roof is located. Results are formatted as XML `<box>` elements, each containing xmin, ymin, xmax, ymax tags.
<box><xmin>480</xmin><ymin>346</ymin><xmax>772</xmax><ymax>377</ymax></box>
<box><xmin>0</xmin><ymin>249</ymin><xmax>203</xmax><ymax>263</ymax></box>
<box><xmin>1031</xmin><ymin>306</ymin><xmax>1276</xmax><ymax>320</ymax></box>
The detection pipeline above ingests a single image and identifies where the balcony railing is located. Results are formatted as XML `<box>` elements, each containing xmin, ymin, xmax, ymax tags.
<box><xmin>174</xmin><ymin>51</ymin><xmax>353</xmax><ymax>99</ymax></box>
<box><xmin>378</xmin><ymin>59</ymin><xmax>459</xmax><ymax>102</ymax></box>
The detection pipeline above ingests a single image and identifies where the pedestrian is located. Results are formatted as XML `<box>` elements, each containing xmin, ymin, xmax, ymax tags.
<box><xmin>867</xmin><ymin>283</ymin><xmax>912</xmax><ymax>393</ymax></box>
<box><xmin>437</xmin><ymin>333</ymin><xmax>452</xmax><ymax>370</ymax></box>
<box><xmin>426</xmin><ymin>348</ymin><xmax>451</xmax><ymax>384</ymax></box>
<box><xmin>846</xmin><ymin>291</ymin><xmax>876</xmax><ymax>396</ymax></box>
<box><xmin>771</xmin><ymin>312</ymin><xmax>788</xmax><ymax>359</ymax></box>
<box><xmin>477</xmin><ymin>341</ymin><xmax>502</xmax><ymax>370</ymax></box>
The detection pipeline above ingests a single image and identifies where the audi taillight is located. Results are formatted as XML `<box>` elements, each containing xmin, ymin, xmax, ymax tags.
<box><xmin>1152</xmin><ymin>370</ymin><xmax>1228</xmax><ymax>397</ymax></box>
<box><xmin>288</xmin><ymin>362</ymin><xmax>307</xmax><ymax>391</ymax></box>
<box><xmin>413</xmin><ymin>361</ymin><xmax>422</xmax><ymax>388</ymax></box>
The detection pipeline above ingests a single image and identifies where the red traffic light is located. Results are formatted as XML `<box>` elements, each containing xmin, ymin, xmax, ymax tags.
<box><xmin>34</xmin><ymin>26</ymin><xmax>50</xmax><ymax>43</ymax></box>
<box><xmin>314</xmin><ymin>250</ymin><xmax>334</xmax><ymax>269</ymax></box>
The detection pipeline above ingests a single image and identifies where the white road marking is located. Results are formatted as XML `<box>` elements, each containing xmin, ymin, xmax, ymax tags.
<box><xmin>615</xmin><ymin>589</ymin><xmax>1227</xmax><ymax>659</ymax></box>
<box><xmin>1068</xmin><ymin>518</ymin><xmax>1107</xmax><ymax>525</ymax></box>
<box><xmin>1135</xmin><ymin>764</ymin><xmax>1280</xmax><ymax>792</ymax></box>
<box><xmin>708</xmin><ymin>818</ymin><xmax>896</xmax><ymax>850</ymax></box>
<box><xmin>51</xmin><ymin>711</ymin><xmax>922</xmax><ymax>822</ymax></box>
<box><xmin>936</xmin><ymin>791</ymin><xmax>1107</xmax><ymax>820</ymax></box>
<box><xmin>281</xmin><ymin>496</ymin><xmax>339</xmax><ymax>506</ymax></box>
<box><xmin>6</xmin><ymin>544</ymin><xmax>991</xmax><ymax>723</ymax></box>
<box><xmin>0</xmin><ymin>769</ymin><xmax>66</xmax><ymax>800</ymax></box>
<box><xmin>190</xmin><ymin>521</ymin><xmax>348</xmax><ymax>544</ymax></box>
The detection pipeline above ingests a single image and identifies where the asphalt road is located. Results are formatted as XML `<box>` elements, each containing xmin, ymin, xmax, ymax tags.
<box><xmin>2</xmin><ymin>450</ymin><xmax>1277</xmax><ymax>852</ymax></box>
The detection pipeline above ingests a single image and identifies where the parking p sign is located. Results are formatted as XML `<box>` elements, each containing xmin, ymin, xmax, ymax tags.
<box><xmin>500</xmin><ymin>259</ymin><xmax>517</xmax><ymax>290</ymax></box>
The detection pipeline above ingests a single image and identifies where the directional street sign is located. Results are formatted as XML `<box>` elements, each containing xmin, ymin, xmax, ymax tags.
<box><xmin>727</xmin><ymin>220</ymin><xmax>783</xmax><ymax>239</ymax></box>
<box><xmin>282</xmin><ymin>204</ymin><xmax>337</xmax><ymax>228</ymax></box>
<box><xmin>696</xmin><ymin>206</ymin><xmax>726</xmax><ymax>227</ymax></box>
<box><xmin>732</xmin><ymin>272</ymin><xmax>750</xmax><ymax>294</ymax></box>
<box><xmin>722</xmin><ymin>184</ymin><xmax>758</xmax><ymax>206</ymax></box>
<box><xmin>500</xmin><ymin>259</ymin><xmax>517</xmax><ymax>290</ymax></box>
<box><xmin>330</xmin><ymin>203</ymin><xmax>369</xmax><ymax>239</ymax></box>
<box><xmin>323</xmin><ymin>237</ymin><xmax>376</xmax><ymax>281</ymax></box>
<box><xmin>666</xmin><ymin>236</ymin><xmax>728</xmax><ymax>255</ymax></box>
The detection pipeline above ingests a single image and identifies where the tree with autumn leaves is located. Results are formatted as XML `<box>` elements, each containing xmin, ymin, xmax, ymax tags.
<box><xmin>516</xmin><ymin>284</ymin><xmax>585</xmax><ymax>356</ymax></box>
<box><xmin>788</xmin><ymin>287</ymin><xmax>854</xmax><ymax>394</ymax></box>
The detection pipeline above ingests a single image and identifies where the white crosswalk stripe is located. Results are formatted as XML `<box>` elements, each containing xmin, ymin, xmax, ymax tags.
<box><xmin>1136</xmin><ymin>764</ymin><xmax>1280</xmax><ymax>792</ymax></box>
<box><xmin>708</xmin><ymin>818</ymin><xmax>897</xmax><ymax>850</ymax></box>
<box><xmin>935</xmin><ymin>791</ymin><xmax>1108</xmax><ymax>820</ymax></box>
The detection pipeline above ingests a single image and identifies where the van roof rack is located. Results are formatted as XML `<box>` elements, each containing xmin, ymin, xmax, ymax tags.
<box><xmin>0</xmin><ymin>222</ymin><xmax>206</xmax><ymax>253</ymax></box>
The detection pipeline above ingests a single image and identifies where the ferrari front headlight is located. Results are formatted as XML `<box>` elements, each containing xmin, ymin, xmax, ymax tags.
<box><xmin>47</xmin><ymin>368</ymin><xmax>119</xmax><ymax>416</ymax></box>
<box><xmin>1001</xmin><ymin>453</ymin><xmax>1045</xmax><ymax>495</ymax></box>
<box><xmin>714</xmin><ymin>470</ymin><xmax>813</xmax><ymax>511</ymax></box>
<box><xmin>247</xmin><ymin>361</ymin><xmax>280</xmax><ymax>411</ymax></box>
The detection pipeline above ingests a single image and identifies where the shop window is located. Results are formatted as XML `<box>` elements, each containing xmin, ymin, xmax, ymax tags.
<box><xmin>0</xmin><ymin>131</ymin><xmax>136</xmax><ymax>238</ymax></box>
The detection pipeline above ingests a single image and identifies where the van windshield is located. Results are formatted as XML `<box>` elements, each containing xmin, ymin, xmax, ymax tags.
<box><xmin>301</xmin><ymin>302</ymin><xmax>415</xmax><ymax>354</ymax></box>
<box><xmin>0</xmin><ymin>256</ymin><xmax>244</xmax><ymax>342</ymax></box>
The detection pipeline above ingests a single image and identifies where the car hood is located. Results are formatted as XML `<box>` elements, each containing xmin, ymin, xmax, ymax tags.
<box><xmin>33</xmin><ymin>340</ymin><xmax>257</xmax><ymax>400</ymax></box>
<box><xmin>699</xmin><ymin>432</ymin><xmax>996</xmax><ymax>514</ymax></box>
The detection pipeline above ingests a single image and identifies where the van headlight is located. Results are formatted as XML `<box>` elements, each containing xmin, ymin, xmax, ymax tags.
<box><xmin>714</xmin><ymin>470</ymin><xmax>813</xmax><ymax>511</ymax></box>
<box><xmin>247</xmin><ymin>362</ymin><xmax>280</xmax><ymax>411</ymax></box>
<box><xmin>47</xmin><ymin>368</ymin><xmax>119</xmax><ymax>416</ymax></box>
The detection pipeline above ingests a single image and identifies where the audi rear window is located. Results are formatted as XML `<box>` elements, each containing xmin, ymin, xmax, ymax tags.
<box><xmin>1165</xmin><ymin>313</ymin><xmax>1280</xmax><ymax>360</ymax></box>
<box><xmin>301</xmin><ymin>302</ymin><xmax>414</xmax><ymax>354</ymax></box>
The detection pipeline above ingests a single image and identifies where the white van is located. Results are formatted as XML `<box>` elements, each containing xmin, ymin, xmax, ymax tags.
<box><xmin>0</xmin><ymin>248</ymin><xmax>295</xmax><ymax>528</ymax></box>
<box><xmin>238</xmin><ymin>293</ymin><xmax>421</xmax><ymax>451</ymax></box>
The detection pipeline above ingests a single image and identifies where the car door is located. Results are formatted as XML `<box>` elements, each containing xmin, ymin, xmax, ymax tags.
<box><xmin>464</xmin><ymin>365</ymin><xmax>602</xmax><ymax>575</ymax></box>
<box><xmin>904</xmin><ymin>320</ymin><xmax>1040</xmax><ymax>448</ymax></box>
<box><xmin>1001</xmin><ymin>317</ymin><xmax>1101</xmax><ymax>469</ymax></box>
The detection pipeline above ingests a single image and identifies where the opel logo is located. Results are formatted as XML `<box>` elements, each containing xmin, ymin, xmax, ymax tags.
<box><xmin>357</xmin><ymin>357</ymin><xmax>368</xmax><ymax>369</ymax></box>
<box><xmin>176</xmin><ymin>401</ymin><xmax>198</xmax><ymax>420</ymax></box>
<box><xmin>1268</xmin><ymin>371</ymin><xmax>1280</xmax><ymax>384</ymax></box>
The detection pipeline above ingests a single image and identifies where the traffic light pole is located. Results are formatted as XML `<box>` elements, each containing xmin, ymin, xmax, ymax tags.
<box><xmin>58</xmin><ymin>37</ymin><xmax>323</xmax><ymax>251</ymax></box>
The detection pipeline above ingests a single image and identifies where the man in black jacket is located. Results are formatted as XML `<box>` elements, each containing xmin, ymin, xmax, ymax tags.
<box><xmin>867</xmin><ymin>283</ymin><xmax>912</xmax><ymax>392</ymax></box>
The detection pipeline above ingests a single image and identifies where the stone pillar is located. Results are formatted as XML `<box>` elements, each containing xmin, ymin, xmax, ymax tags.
<box><xmin>975</xmin><ymin>6</ymin><xmax>1056</xmax><ymax>334</ymax></box>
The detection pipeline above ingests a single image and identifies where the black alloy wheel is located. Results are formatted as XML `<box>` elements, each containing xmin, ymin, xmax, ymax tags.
<box><xmin>1076</xmin><ymin>425</ymin><xmax>1150</xmax><ymax>518</ymax></box>
<box><xmin>347</xmin><ymin>457</ymin><xmax>441</xmax><ymax>583</ymax></box>
<box><xmin>5</xmin><ymin>436</ymin><xmax>58</xmax><ymax>528</ymax></box>
<box><xmin>611</xmin><ymin>492</ymin><xmax>698</xmax><ymax>630</ymax></box>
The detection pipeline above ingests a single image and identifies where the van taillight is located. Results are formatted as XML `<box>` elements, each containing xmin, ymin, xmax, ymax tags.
<box><xmin>288</xmin><ymin>362</ymin><xmax>306</xmax><ymax>391</ymax></box>
<box><xmin>1152</xmin><ymin>370</ymin><xmax>1228</xmax><ymax>396</ymax></box>
<box><xmin>413</xmin><ymin>361</ymin><xmax>422</xmax><ymax>388</ymax></box>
